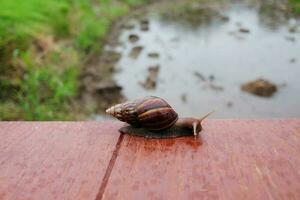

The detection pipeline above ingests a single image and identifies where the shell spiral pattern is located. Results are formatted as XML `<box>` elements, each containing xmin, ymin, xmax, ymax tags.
<box><xmin>106</xmin><ymin>96</ymin><xmax>178</xmax><ymax>131</ymax></box>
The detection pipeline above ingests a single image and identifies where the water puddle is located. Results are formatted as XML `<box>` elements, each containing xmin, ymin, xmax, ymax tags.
<box><xmin>110</xmin><ymin>1</ymin><xmax>300</xmax><ymax>118</ymax></box>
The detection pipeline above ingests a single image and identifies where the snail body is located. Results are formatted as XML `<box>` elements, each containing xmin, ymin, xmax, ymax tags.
<box><xmin>106</xmin><ymin>96</ymin><xmax>212</xmax><ymax>138</ymax></box>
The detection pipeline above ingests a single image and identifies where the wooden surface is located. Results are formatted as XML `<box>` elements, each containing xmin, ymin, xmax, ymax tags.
<box><xmin>0</xmin><ymin>122</ymin><xmax>121</xmax><ymax>200</ymax></box>
<box><xmin>0</xmin><ymin>120</ymin><xmax>300</xmax><ymax>200</ymax></box>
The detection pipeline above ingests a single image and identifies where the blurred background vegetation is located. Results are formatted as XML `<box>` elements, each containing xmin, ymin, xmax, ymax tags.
<box><xmin>292</xmin><ymin>0</ymin><xmax>300</xmax><ymax>13</ymax></box>
<box><xmin>0</xmin><ymin>0</ymin><xmax>299</xmax><ymax>120</ymax></box>
<box><xmin>0</xmin><ymin>0</ymin><xmax>148</xmax><ymax>120</ymax></box>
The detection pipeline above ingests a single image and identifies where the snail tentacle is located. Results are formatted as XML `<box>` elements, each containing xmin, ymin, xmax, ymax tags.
<box><xmin>192</xmin><ymin>122</ymin><xmax>198</xmax><ymax>137</ymax></box>
<box><xmin>199</xmin><ymin>111</ymin><xmax>215</xmax><ymax>122</ymax></box>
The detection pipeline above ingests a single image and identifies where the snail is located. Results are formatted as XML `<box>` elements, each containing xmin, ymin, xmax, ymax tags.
<box><xmin>106</xmin><ymin>96</ymin><xmax>213</xmax><ymax>139</ymax></box>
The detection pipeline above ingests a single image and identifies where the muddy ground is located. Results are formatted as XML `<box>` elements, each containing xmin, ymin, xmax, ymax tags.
<box><xmin>79</xmin><ymin>1</ymin><xmax>169</xmax><ymax>115</ymax></box>
<box><xmin>80</xmin><ymin>0</ymin><xmax>300</xmax><ymax>118</ymax></box>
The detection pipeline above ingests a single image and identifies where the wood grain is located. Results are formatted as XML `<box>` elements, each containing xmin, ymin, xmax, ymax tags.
<box><xmin>1</xmin><ymin>120</ymin><xmax>299</xmax><ymax>200</ymax></box>
<box><xmin>0</xmin><ymin>122</ymin><xmax>121</xmax><ymax>200</ymax></box>
<box><xmin>102</xmin><ymin>120</ymin><xmax>300</xmax><ymax>200</ymax></box>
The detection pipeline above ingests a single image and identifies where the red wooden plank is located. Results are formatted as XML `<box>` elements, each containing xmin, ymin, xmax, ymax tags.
<box><xmin>0</xmin><ymin>122</ymin><xmax>122</xmax><ymax>200</ymax></box>
<box><xmin>102</xmin><ymin>120</ymin><xmax>300</xmax><ymax>200</ymax></box>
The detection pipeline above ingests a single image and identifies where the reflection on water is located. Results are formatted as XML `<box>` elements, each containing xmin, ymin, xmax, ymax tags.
<box><xmin>112</xmin><ymin>2</ymin><xmax>300</xmax><ymax>118</ymax></box>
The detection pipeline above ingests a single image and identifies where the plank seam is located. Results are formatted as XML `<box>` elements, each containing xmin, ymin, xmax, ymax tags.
<box><xmin>95</xmin><ymin>133</ymin><xmax>125</xmax><ymax>200</ymax></box>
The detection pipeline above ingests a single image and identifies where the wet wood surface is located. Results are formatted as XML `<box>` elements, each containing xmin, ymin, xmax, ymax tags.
<box><xmin>0</xmin><ymin>122</ymin><xmax>121</xmax><ymax>200</ymax></box>
<box><xmin>0</xmin><ymin>120</ymin><xmax>300</xmax><ymax>200</ymax></box>
<box><xmin>102</xmin><ymin>120</ymin><xmax>300</xmax><ymax>200</ymax></box>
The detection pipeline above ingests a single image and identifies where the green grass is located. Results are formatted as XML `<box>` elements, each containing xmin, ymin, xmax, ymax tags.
<box><xmin>290</xmin><ymin>0</ymin><xmax>300</xmax><ymax>13</ymax></box>
<box><xmin>0</xmin><ymin>0</ymin><xmax>147</xmax><ymax>120</ymax></box>
<box><xmin>18</xmin><ymin>52</ymin><xmax>79</xmax><ymax>120</ymax></box>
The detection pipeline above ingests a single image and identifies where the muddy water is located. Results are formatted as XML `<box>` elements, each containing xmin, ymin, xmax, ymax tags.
<box><xmin>111</xmin><ymin>2</ymin><xmax>300</xmax><ymax>118</ymax></box>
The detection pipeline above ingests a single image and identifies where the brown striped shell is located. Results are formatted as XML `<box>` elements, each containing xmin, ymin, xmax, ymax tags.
<box><xmin>106</xmin><ymin>96</ymin><xmax>178</xmax><ymax>131</ymax></box>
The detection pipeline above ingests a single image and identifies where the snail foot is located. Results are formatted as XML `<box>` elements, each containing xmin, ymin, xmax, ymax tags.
<box><xmin>119</xmin><ymin>125</ymin><xmax>194</xmax><ymax>139</ymax></box>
